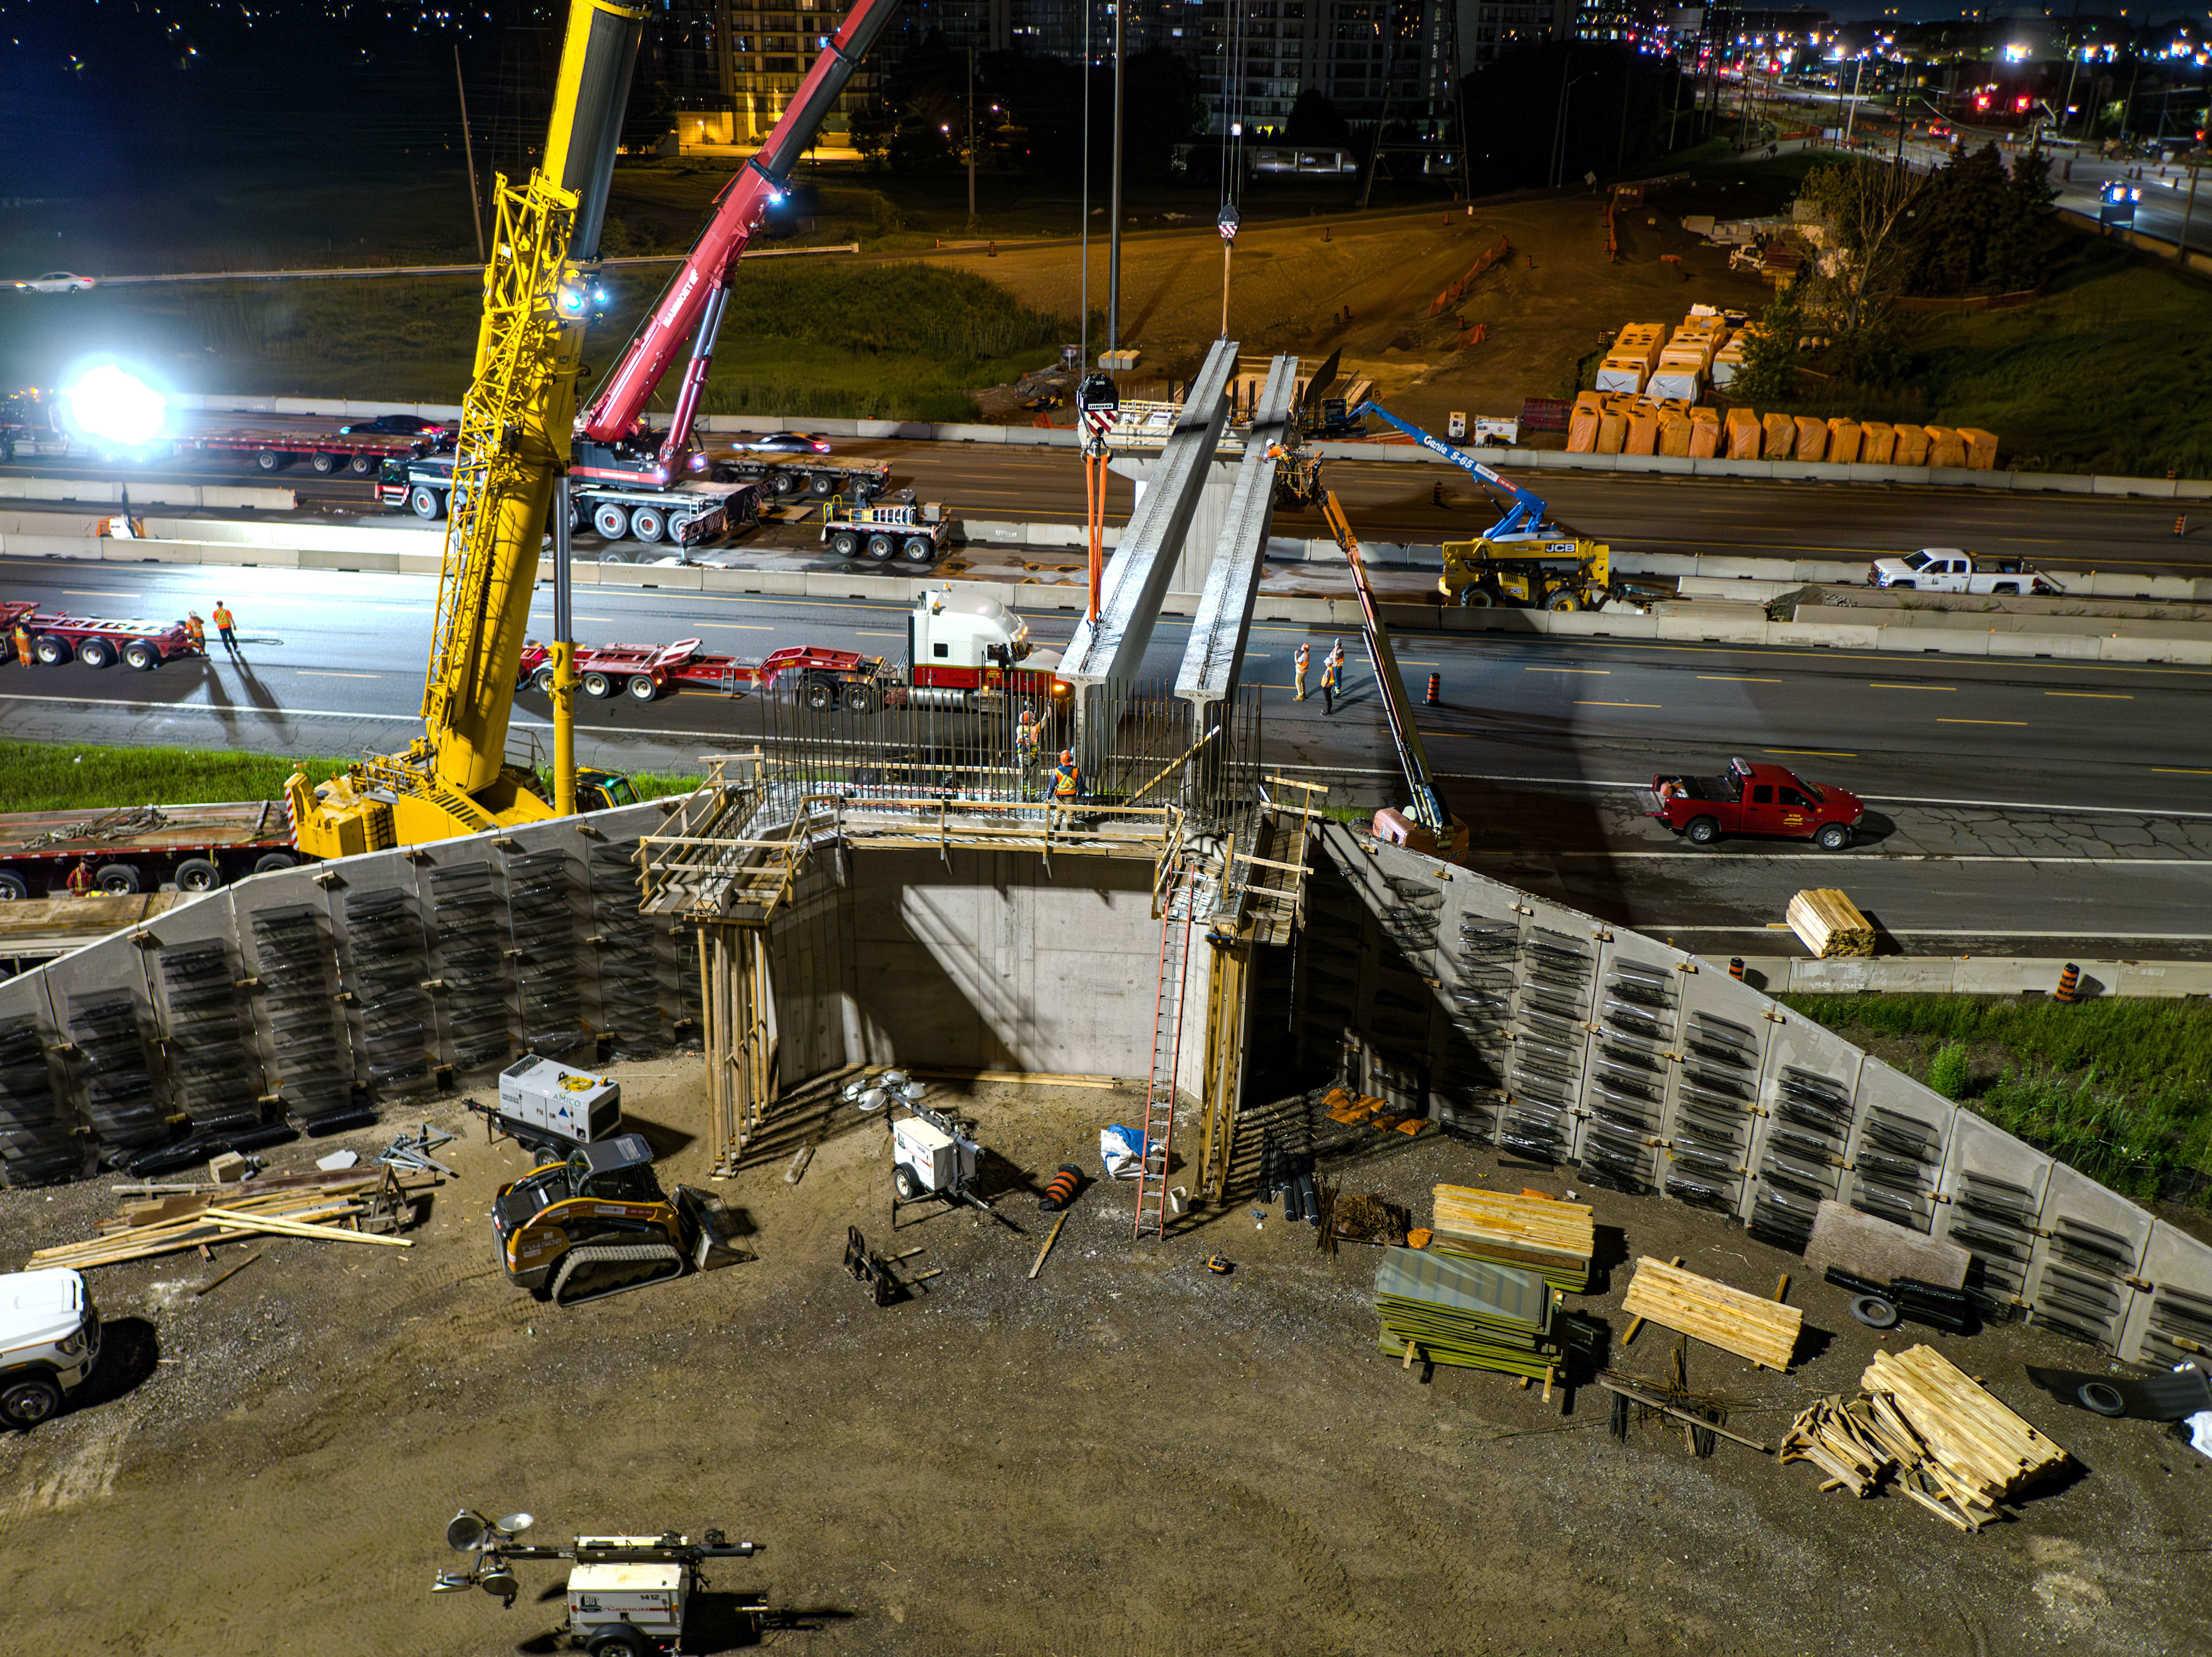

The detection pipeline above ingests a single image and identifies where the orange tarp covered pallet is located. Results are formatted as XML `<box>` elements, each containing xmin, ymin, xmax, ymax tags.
<box><xmin>1688</xmin><ymin>407</ymin><xmax>1722</xmax><ymax>459</ymax></box>
<box><xmin>1925</xmin><ymin>425</ymin><xmax>1967</xmax><ymax>469</ymax></box>
<box><xmin>1726</xmin><ymin>407</ymin><xmax>1763</xmax><ymax>459</ymax></box>
<box><xmin>1959</xmin><ymin>428</ymin><xmax>1999</xmax><ymax>470</ymax></box>
<box><xmin>1658</xmin><ymin>408</ymin><xmax>1694</xmax><ymax>457</ymax></box>
<box><xmin>1625</xmin><ymin>405</ymin><xmax>1662</xmax><ymax>455</ymax></box>
<box><xmin>1859</xmin><ymin>420</ymin><xmax>1896</xmax><ymax>465</ymax></box>
<box><xmin>1762</xmin><ymin>411</ymin><xmax>1797</xmax><ymax>460</ymax></box>
<box><xmin>1826</xmin><ymin>418</ymin><xmax>1862</xmax><ymax>464</ymax></box>
<box><xmin>1893</xmin><ymin>423</ymin><xmax>1930</xmax><ymax>466</ymax></box>
<box><xmin>1793</xmin><ymin>415</ymin><xmax>1828</xmax><ymax>462</ymax></box>
<box><xmin>1567</xmin><ymin>397</ymin><xmax>1603</xmax><ymax>453</ymax></box>
<box><xmin>1596</xmin><ymin>410</ymin><xmax>1628</xmax><ymax>454</ymax></box>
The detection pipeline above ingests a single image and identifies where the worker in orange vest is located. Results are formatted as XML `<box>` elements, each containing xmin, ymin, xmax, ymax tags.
<box><xmin>211</xmin><ymin>601</ymin><xmax>238</xmax><ymax>654</ymax></box>
<box><xmin>65</xmin><ymin>860</ymin><xmax>96</xmax><ymax>896</ymax></box>
<box><xmin>1294</xmin><ymin>642</ymin><xmax>1309</xmax><ymax>701</ymax></box>
<box><xmin>1051</xmin><ymin>748</ymin><xmax>1082</xmax><ymax>805</ymax></box>
<box><xmin>185</xmin><ymin>612</ymin><xmax>207</xmax><ymax>654</ymax></box>
<box><xmin>1320</xmin><ymin>642</ymin><xmax>1343</xmax><ymax>716</ymax></box>
<box><xmin>12</xmin><ymin>620</ymin><xmax>31</xmax><ymax>666</ymax></box>
<box><xmin>1014</xmin><ymin>707</ymin><xmax>1040</xmax><ymax>796</ymax></box>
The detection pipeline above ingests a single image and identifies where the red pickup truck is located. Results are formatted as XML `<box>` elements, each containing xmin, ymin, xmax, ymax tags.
<box><xmin>1646</xmin><ymin>758</ymin><xmax>1865</xmax><ymax>849</ymax></box>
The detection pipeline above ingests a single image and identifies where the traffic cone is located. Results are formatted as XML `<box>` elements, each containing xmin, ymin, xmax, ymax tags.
<box><xmin>1729</xmin><ymin>957</ymin><xmax>1745</xmax><ymax>981</ymax></box>
<box><xmin>2055</xmin><ymin>962</ymin><xmax>2081</xmax><ymax>1004</ymax></box>
<box><xmin>2176</xmin><ymin>516</ymin><xmax>2188</xmax><ymax>538</ymax></box>
<box><xmin>1425</xmin><ymin>673</ymin><xmax>1441</xmax><ymax>706</ymax></box>
<box><xmin>1039</xmin><ymin>1164</ymin><xmax>1082</xmax><ymax>1212</ymax></box>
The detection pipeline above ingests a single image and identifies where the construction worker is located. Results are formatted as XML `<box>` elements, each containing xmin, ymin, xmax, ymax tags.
<box><xmin>1321</xmin><ymin>640</ymin><xmax>1345</xmax><ymax>716</ymax></box>
<box><xmin>1014</xmin><ymin>706</ymin><xmax>1040</xmax><ymax>795</ymax></box>
<box><xmin>211</xmin><ymin>600</ymin><xmax>238</xmax><ymax>654</ymax></box>
<box><xmin>184</xmin><ymin>611</ymin><xmax>206</xmax><ymax>655</ymax></box>
<box><xmin>12</xmin><ymin>618</ymin><xmax>32</xmax><ymax>666</ymax></box>
<box><xmin>65</xmin><ymin>859</ymin><xmax>96</xmax><ymax>897</ymax></box>
<box><xmin>1051</xmin><ymin>747</ymin><xmax>1082</xmax><ymax>807</ymax></box>
<box><xmin>1293</xmin><ymin>642</ymin><xmax>1310</xmax><ymax>701</ymax></box>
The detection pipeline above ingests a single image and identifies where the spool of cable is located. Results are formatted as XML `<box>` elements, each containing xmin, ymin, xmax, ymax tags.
<box><xmin>1039</xmin><ymin>1164</ymin><xmax>1082</xmax><ymax>1212</ymax></box>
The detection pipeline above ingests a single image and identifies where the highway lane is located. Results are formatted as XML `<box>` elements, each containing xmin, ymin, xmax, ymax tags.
<box><xmin>8</xmin><ymin>557</ymin><xmax>2212</xmax><ymax>951</ymax></box>
<box><xmin>8</xmin><ymin>431</ymin><xmax>2212</xmax><ymax>575</ymax></box>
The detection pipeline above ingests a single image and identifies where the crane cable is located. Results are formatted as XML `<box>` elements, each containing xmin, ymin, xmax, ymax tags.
<box><xmin>1216</xmin><ymin>0</ymin><xmax>1249</xmax><ymax>339</ymax></box>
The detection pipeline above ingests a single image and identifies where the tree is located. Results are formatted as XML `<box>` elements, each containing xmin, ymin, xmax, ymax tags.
<box><xmin>1798</xmin><ymin>157</ymin><xmax>1929</xmax><ymax>332</ymax></box>
<box><xmin>1287</xmin><ymin>88</ymin><xmax>1349</xmax><ymax>146</ymax></box>
<box><xmin>1728</xmin><ymin>283</ymin><xmax>1807</xmax><ymax>403</ymax></box>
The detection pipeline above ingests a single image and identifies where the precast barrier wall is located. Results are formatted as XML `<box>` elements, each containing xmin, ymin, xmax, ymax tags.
<box><xmin>1298</xmin><ymin>823</ymin><xmax>2212</xmax><ymax>1369</ymax></box>
<box><xmin>0</xmin><ymin>800</ymin><xmax>698</xmax><ymax>1186</ymax></box>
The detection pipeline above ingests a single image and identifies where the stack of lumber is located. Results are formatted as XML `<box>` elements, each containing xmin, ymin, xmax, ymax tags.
<box><xmin>27</xmin><ymin>1170</ymin><xmax>417</xmax><ymax>1271</ymax></box>
<box><xmin>1786</xmin><ymin>887</ymin><xmax>1876</xmax><ymax>959</ymax></box>
<box><xmin>1430</xmin><ymin>1183</ymin><xmax>1595</xmax><ymax>1293</ymax></box>
<box><xmin>1620</xmin><ymin>1256</ymin><xmax>1801</xmax><ymax>1371</ymax></box>
<box><xmin>1373</xmin><ymin>1246</ymin><xmax>1562</xmax><ymax>1378</ymax></box>
<box><xmin>1864</xmin><ymin>1345</ymin><xmax>2069</xmax><ymax>1519</ymax></box>
<box><xmin>1323</xmin><ymin>1085</ymin><xmax>1424</xmax><ymax>1137</ymax></box>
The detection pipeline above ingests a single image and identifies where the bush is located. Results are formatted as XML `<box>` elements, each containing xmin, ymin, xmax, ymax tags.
<box><xmin>1926</xmin><ymin>1039</ymin><xmax>1972</xmax><ymax>1100</ymax></box>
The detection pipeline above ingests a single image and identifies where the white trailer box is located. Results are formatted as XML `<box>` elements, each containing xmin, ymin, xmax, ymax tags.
<box><xmin>496</xmin><ymin>1055</ymin><xmax>621</xmax><ymax>1149</ymax></box>
<box><xmin>568</xmin><ymin>1559</ymin><xmax>684</xmax><ymax>1647</ymax></box>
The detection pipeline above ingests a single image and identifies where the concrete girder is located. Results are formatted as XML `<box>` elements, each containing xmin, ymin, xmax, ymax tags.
<box><xmin>1174</xmin><ymin>353</ymin><xmax>1298</xmax><ymax>715</ymax></box>
<box><xmin>1056</xmin><ymin>338</ymin><xmax>1238</xmax><ymax>699</ymax></box>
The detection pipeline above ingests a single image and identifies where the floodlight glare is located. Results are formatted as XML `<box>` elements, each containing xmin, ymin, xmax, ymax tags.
<box><xmin>65</xmin><ymin>365</ymin><xmax>165</xmax><ymax>447</ymax></box>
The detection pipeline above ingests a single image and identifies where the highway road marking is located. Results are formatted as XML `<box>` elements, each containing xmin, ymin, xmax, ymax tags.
<box><xmin>694</xmin><ymin>623</ymin><xmax>774</xmax><ymax>631</ymax></box>
<box><xmin>296</xmin><ymin>670</ymin><xmax>382</xmax><ymax>679</ymax></box>
<box><xmin>1767</xmin><ymin>748</ymin><xmax>1858</xmax><ymax>757</ymax></box>
<box><xmin>2047</xmin><ymin>691</ymin><xmax>2133</xmax><ymax>699</ymax></box>
<box><xmin>1697</xmin><ymin>675</ymin><xmax>1781</xmax><ymax>683</ymax></box>
<box><xmin>2153</xmin><ymin>767</ymin><xmax>2212</xmax><ymax>775</ymax></box>
<box><xmin>1526</xmin><ymin>667</ymin><xmax>1608</xmax><ymax>675</ymax></box>
<box><xmin>1576</xmin><ymin>700</ymin><xmax>1662</xmax><ymax>709</ymax></box>
<box><xmin>855</xmin><ymin>631</ymin><xmax>904</xmax><ymax>637</ymax></box>
<box><xmin>61</xmin><ymin>590</ymin><xmax>140</xmax><ymax>597</ymax></box>
<box><xmin>1937</xmin><ymin>718</ymin><xmax>2028</xmax><ymax>726</ymax></box>
<box><xmin>1872</xmin><ymin>682</ymin><xmax>1954</xmax><ymax>690</ymax></box>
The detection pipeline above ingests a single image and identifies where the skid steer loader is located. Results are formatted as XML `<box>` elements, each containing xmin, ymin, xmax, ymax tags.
<box><xmin>491</xmin><ymin>1133</ymin><xmax>727</xmax><ymax>1306</ymax></box>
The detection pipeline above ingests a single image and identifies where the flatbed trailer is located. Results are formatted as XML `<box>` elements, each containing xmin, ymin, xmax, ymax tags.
<box><xmin>716</xmin><ymin>452</ymin><xmax>891</xmax><ymax>503</ymax></box>
<box><xmin>820</xmin><ymin>495</ymin><xmax>950</xmax><ymax>565</ymax></box>
<box><xmin>517</xmin><ymin>638</ymin><xmax>878</xmax><ymax>703</ymax></box>
<box><xmin>378</xmin><ymin>456</ymin><xmax>760</xmax><ymax>553</ymax></box>
<box><xmin>2</xmin><ymin>600</ymin><xmax>203</xmax><ymax>671</ymax></box>
<box><xmin>0</xmin><ymin>801</ymin><xmax>301</xmax><ymax>899</ymax></box>
<box><xmin>171</xmin><ymin>422</ymin><xmax>444</xmax><ymax>477</ymax></box>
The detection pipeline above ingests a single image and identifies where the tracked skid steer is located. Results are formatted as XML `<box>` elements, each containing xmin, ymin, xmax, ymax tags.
<box><xmin>492</xmin><ymin>1133</ymin><xmax>722</xmax><ymax>1307</ymax></box>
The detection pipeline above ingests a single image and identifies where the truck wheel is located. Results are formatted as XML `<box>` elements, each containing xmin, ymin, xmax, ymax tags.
<box><xmin>627</xmin><ymin>675</ymin><xmax>660</xmax><ymax>702</ymax></box>
<box><xmin>831</xmin><ymin>531</ymin><xmax>861</xmax><ymax>557</ymax></box>
<box><xmin>803</xmin><ymin>679</ymin><xmax>836</xmax><ymax>711</ymax></box>
<box><xmin>410</xmin><ymin>486</ymin><xmax>443</xmax><ymax>520</ymax></box>
<box><xmin>586</xmin><ymin>1628</ymin><xmax>650</xmax><ymax>1657</ymax></box>
<box><xmin>842</xmin><ymin>684</ymin><xmax>874</xmax><ymax>716</ymax></box>
<box><xmin>582</xmin><ymin>671</ymin><xmax>615</xmax><ymax>698</ymax></box>
<box><xmin>0</xmin><ymin>1373</ymin><xmax>62</xmax><ymax>1429</ymax></box>
<box><xmin>628</xmin><ymin>507</ymin><xmax>666</xmax><ymax>544</ymax></box>
<box><xmin>255</xmin><ymin>449</ymin><xmax>286</xmax><ymax>472</ymax></box>
<box><xmin>893</xmin><ymin>1164</ymin><xmax>922</xmax><ymax>1201</ymax></box>
<box><xmin>31</xmin><ymin>635</ymin><xmax>69</xmax><ymax>665</ymax></box>
<box><xmin>531</xmin><ymin>664</ymin><xmax>557</xmax><ymax>693</ymax></box>
<box><xmin>810</xmin><ymin>471</ymin><xmax>837</xmax><ymax>495</ymax></box>
<box><xmin>75</xmin><ymin>638</ymin><xmax>115</xmax><ymax>669</ymax></box>
<box><xmin>253</xmin><ymin>852</ymin><xmax>298</xmax><ymax>875</ymax></box>
<box><xmin>900</xmin><ymin>536</ymin><xmax>935</xmax><ymax>563</ymax></box>
<box><xmin>347</xmin><ymin>453</ymin><xmax>377</xmax><ymax>476</ymax></box>
<box><xmin>1993</xmin><ymin>583</ymin><xmax>2018</xmax><ymax>596</ymax></box>
<box><xmin>1544</xmin><ymin>589</ymin><xmax>1581</xmax><ymax>612</ymax></box>
<box><xmin>865</xmin><ymin>534</ymin><xmax>895</xmax><ymax>561</ymax></box>
<box><xmin>310</xmin><ymin>452</ymin><xmax>339</xmax><ymax>475</ymax></box>
<box><xmin>771</xmin><ymin>471</ymin><xmax>801</xmax><ymax>496</ymax></box>
<box><xmin>593</xmin><ymin>502</ymin><xmax>630</xmax><ymax>539</ymax></box>
<box><xmin>0</xmin><ymin>871</ymin><xmax>28</xmax><ymax>901</ymax></box>
<box><xmin>174</xmin><ymin>857</ymin><xmax>222</xmax><ymax>893</ymax></box>
<box><xmin>1685</xmin><ymin>817</ymin><xmax>1720</xmax><ymax>846</ymax></box>
<box><xmin>1459</xmin><ymin>587</ymin><xmax>1495</xmax><ymax>609</ymax></box>
<box><xmin>1816</xmin><ymin>822</ymin><xmax>1853</xmax><ymax>851</ymax></box>
<box><xmin>123</xmin><ymin>641</ymin><xmax>159</xmax><ymax>671</ymax></box>
<box><xmin>96</xmin><ymin>863</ymin><xmax>142</xmax><ymax>895</ymax></box>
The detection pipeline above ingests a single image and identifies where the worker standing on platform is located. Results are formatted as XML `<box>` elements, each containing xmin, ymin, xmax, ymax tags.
<box><xmin>185</xmin><ymin>612</ymin><xmax>206</xmax><ymax>655</ymax></box>
<box><xmin>1014</xmin><ymin>706</ymin><xmax>1040</xmax><ymax>796</ymax></box>
<box><xmin>211</xmin><ymin>601</ymin><xmax>239</xmax><ymax>655</ymax></box>
<box><xmin>12</xmin><ymin>618</ymin><xmax>31</xmax><ymax>667</ymax></box>
<box><xmin>1051</xmin><ymin>747</ymin><xmax>1082</xmax><ymax>808</ymax></box>
<box><xmin>1294</xmin><ymin>642</ymin><xmax>1310</xmax><ymax>700</ymax></box>
<box><xmin>65</xmin><ymin>860</ymin><xmax>96</xmax><ymax>897</ymax></box>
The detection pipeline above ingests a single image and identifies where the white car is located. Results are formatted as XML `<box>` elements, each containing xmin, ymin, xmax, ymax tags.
<box><xmin>1</xmin><ymin>1268</ymin><xmax>101</xmax><ymax>1428</ymax></box>
<box><xmin>11</xmin><ymin>271</ymin><xmax>96</xmax><ymax>294</ymax></box>
<box><xmin>1869</xmin><ymin>548</ymin><xmax>2062</xmax><ymax>596</ymax></box>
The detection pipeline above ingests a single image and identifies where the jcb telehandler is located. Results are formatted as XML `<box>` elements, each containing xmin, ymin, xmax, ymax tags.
<box><xmin>492</xmin><ymin>1133</ymin><xmax>725</xmax><ymax>1307</ymax></box>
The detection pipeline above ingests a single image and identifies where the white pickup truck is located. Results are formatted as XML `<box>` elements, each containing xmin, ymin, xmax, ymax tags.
<box><xmin>1869</xmin><ymin>548</ymin><xmax>2063</xmax><ymax>595</ymax></box>
<box><xmin>2</xmin><ymin>1269</ymin><xmax>101</xmax><ymax>1428</ymax></box>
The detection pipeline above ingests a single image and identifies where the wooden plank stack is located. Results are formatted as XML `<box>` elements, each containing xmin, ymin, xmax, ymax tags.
<box><xmin>1620</xmin><ymin>1256</ymin><xmax>1801</xmax><ymax>1371</ymax></box>
<box><xmin>1782</xmin><ymin>1348</ymin><xmax>2070</xmax><ymax>1531</ymax></box>
<box><xmin>1373</xmin><ymin>1246</ymin><xmax>1562</xmax><ymax>1379</ymax></box>
<box><xmin>1786</xmin><ymin>887</ymin><xmax>1875</xmax><ymax>958</ymax></box>
<box><xmin>1429</xmin><ymin>1184</ymin><xmax>1595</xmax><ymax>1293</ymax></box>
<box><xmin>26</xmin><ymin>1170</ymin><xmax>418</xmax><ymax>1272</ymax></box>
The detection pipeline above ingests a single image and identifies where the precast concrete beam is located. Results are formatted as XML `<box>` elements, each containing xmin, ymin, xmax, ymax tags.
<box><xmin>1057</xmin><ymin>338</ymin><xmax>1237</xmax><ymax>695</ymax></box>
<box><xmin>1175</xmin><ymin>354</ymin><xmax>1298</xmax><ymax>716</ymax></box>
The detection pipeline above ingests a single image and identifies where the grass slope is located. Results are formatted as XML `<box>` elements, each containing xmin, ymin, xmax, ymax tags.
<box><xmin>1784</xmin><ymin>992</ymin><xmax>2212</xmax><ymax>1208</ymax></box>
<box><xmin>0</xmin><ymin>740</ymin><xmax>699</xmax><ymax>815</ymax></box>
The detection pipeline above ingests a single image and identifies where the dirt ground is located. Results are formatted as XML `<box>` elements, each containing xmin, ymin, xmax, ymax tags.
<box><xmin>3</xmin><ymin>1060</ymin><xmax>2206</xmax><ymax>1657</ymax></box>
<box><xmin>934</xmin><ymin>186</ymin><xmax>1781</xmax><ymax>433</ymax></box>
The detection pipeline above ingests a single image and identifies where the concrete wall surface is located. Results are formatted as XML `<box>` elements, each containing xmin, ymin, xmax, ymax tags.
<box><xmin>1300</xmin><ymin>823</ymin><xmax>2212</xmax><ymax>1367</ymax></box>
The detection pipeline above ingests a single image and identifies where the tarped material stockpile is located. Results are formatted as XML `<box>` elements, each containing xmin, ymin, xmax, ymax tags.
<box><xmin>1373</xmin><ymin>1244</ymin><xmax>1562</xmax><ymax>1378</ymax></box>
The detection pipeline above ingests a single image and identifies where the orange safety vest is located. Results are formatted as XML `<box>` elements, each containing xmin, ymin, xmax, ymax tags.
<box><xmin>1321</xmin><ymin>655</ymin><xmax>1340</xmax><ymax>688</ymax></box>
<box><xmin>1015</xmin><ymin>722</ymin><xmax>1037</xmax><ymax>756</ymax></box>
<box><xmin>13</xmin><ymin>626</ymin><xmax>30</xmax><ymax>663</ymax></box>
<box><xmin>66</xmin><ymin>864</ymin><xmax>94</xmax><ymax>895</ymax></box>
<box><xmin>185</xmin><ymin>618</ymin><xmax>206</xmax><ymax>649</ymax></box>
<box><xmin>1052</xmin><ymin>762</ymin><xmax>1080</xmax><ymax>800</ymax></box>
<box><xmin>211</xmin><ymin>605</ymin><xmax>234</xmax><ymax>631</ymax></box>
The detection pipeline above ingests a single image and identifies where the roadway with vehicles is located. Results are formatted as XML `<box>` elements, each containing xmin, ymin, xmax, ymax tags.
<box><xmin>6</xmin><ymin>554</ymin><xmax>2212</xmax><ymax>956</ymax></box>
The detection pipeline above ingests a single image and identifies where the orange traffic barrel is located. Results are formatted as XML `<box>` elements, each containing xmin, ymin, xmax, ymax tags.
<box><xmin>1039</xmin><ymin>1164</ymin><xmax>1082</xmax><ymax>1212</ymax></box>
<box><xmin>2055</xmin><ymin>962</ymin><xmax>2081</xmax><ymax>1003</ymax></box>
<box><xmin>1425</xmin><ymin>673</ymin><xmax>1441</xmax><ymax>706</ymax></box>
